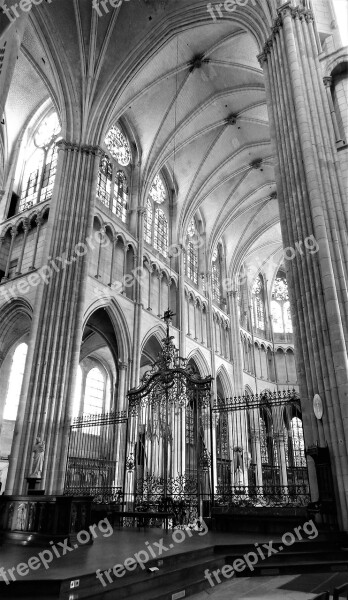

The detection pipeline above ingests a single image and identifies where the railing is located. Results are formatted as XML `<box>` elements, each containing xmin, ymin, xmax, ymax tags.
<box><xmin>214</xmin><ymin>484</ymin><xmax>310</xmax><ymax>508</ymax></box>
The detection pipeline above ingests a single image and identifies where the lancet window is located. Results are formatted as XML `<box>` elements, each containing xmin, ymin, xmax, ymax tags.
<box><xmin>251</xmin><ymin>274</ymin><xmax>265</xmax><ymax>330</ymax></box>
<box><xmin>145</xmin><ymin>173</ymin><xmax>169</xmax><ymax>257</ymax></box>
<box><xmin>271</xmin><ymin>271</ymin><xmax>293</xmax><ymax>333</ymax></box>
<box><xmin>212</xmin><ymin>246</ymin><xmax>222</xmax><ymax>304</ymax></box>
<box><xmin>18</xmin><ymin>112</ymin><xmax>61</xmax><ymax>213</ymax></box>
<box><xmin>2</xmin><ymin>343</ymin><xmax>28</xmax><ymax>421</ymax></box>
<box><xmin>96</xmin><ymin>124</ymin><xmax>131</xmax><ymax>223</ymax></box>
<box><xmin>185</xmin><ymin>219</ymin><xmax>198</xmax><ymax>284</ymax></box>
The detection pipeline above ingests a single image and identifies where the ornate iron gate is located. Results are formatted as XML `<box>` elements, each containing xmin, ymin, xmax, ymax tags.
<box><xmin>213</xmin><ymin>390</ymin><xmax>310</xmax><ymax>508</ymax></box>
<box><xmin>124</xmin><ymin>310</ymin><xmax>213</xmax><ymax>524</ymax></box>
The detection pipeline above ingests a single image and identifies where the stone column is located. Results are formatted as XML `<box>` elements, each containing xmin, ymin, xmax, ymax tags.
<box><xmin>29</xmin><ymin>216</ymin><xmax>43</xmax><ymax>270</ymax></box>
<box><xmin>95</xmin><ymin>226</ymin><xmax>106</xmax><ymax>280</ymax></box>
<box><xmin>157</xmin><ymin>272</ymin><xmax>163</xmax><ymax>317</ymax></box>
<box><xmin>6</xmin><ymin>140</ymin><xmax>102</xmax><ymax>495</ymax></box>
<box><xmin>15</xmin><ymin>219</ymin><xmax>29</xmax><ymax>275</ymax></box>
<box><xmin>323</xmin><ymin>77</ymin><xmax>343</xmax><ymax>144</ymax></box>
<box><xmin>108</xmin><ymin>237</ymin><xmax>117</xmax><ymax>286</ymax></box>
<box><xmin>2</xmin><ymin>227</ymin><xmax>17</xmax><ymax>281</ymax></box>
<box><xmin>205</xmin><ymin>272</ymin><xmax>217</xmax><ymax>399</ymax></box>
<box><xmin>258</xmin><ymin>2</ymin><xmax>348</xmax><ymax>529</ymax></box>
<box><xmin>130</xmin><ymin>207</ymin><xmax>145</xmax><ymax>388</ymax></box>
<box><xmin>178</xmin><ymin>244</ymin><xmax>186</xmax><ymax>356</ymax></box>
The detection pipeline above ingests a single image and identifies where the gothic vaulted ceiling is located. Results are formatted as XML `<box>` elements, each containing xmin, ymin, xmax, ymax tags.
<box><xmin>3</xmin><ymin>0</ymin><xmax>283</xmax><ymax>284</ymax></box>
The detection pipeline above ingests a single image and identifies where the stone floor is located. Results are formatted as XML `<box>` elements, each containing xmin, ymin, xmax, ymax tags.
<box><xmin>0</xmin><ymin>528</ymin><xmax>280</xmax><ymax>580</ymax></box>
<box><xmin>190</xmin><ymin>572</ymin><xmax>348</xmax><ymax>599</ymax></box>
<box><xmin>0</xmin><ymin>528</ymin><xmax>347</xmax><ymax>598</ymax></box>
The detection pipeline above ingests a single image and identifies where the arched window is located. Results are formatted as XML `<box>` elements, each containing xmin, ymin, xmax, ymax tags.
<box><xmin>144</xmin><ymin>198</ymin><xmax>153</xmax><ymax>243</ymax></box>
<box><xmin>3</xmin><ymin>343</ymin><xmax>28</xmax><ymax>420</ymax></box>
<box><xmin>149</xmin><ymin>174</ymin><xmax>166</xmax><ymax>204</ymax></box>
<box><xmin>154</xmin><ymin>208</ymin><xmax>168</xmax><ymax>257</ymax></box>
<box><xmin>271</xmin><ymin>271</ymin><xmax>293</xmax><ymax>334</ymax></box>
<box><xmin>185</xmin><ymin>219</ymin><xmax>198</xmax><ymax>284</ymax></box>
<box><xmin>104</xmin><ymin>125</ymin><xmax>131</xmax><ymax>166</ymax></box>
<box><xmin>83</xmin><ymin>367</ymin><xmax>105</xmax><ymax>415</ymax></box>
<box><xmin>251</xmin><ymin>274</ymin><xmax>265</xmax><ymax>330</ymax></box>
<box><xmin>212</xmin><ymin>246</ymin><xmax>222</xmax><ymax>304</ymax></box>
<box><xmin>145</xmin><ymin>173</ymin><xmax>169</xmax><ymax>257</ymax></box>
<box><xmin>289</xmin><ymin>416</ymin><xmax>306</xmax><ymax>467</ymax></box>
<box><xmin>18</xmin><ymin>112</ymin><xmax>61</xmax><ymax>213</ymax></box>
<box><xmin>97</xmin><ymin>156</ymin><xmax>112</xmax><ymax>208</ymax></box>
<box><xmin>113</xmin><ymin>170</ymin><xmax>128</xmax><ymax>223</ymax></box>
<box><xmin>96</xmin><ymin>124</ymin><xmax>131</xmax><ymax>223</ymax></box>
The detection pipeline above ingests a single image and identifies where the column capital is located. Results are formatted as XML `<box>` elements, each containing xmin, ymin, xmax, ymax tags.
<box><xmin>323</xmin><ymin>76</ymin><xmax>332</xmax><ymax>88</ymax></box>
<box><xmin>136</xmin><ymin>207</ymin><xmax>146</xmax><ymax>215</ymax></box>
<box><xmin>22</xmin><ymin>218</ymin><xmax>30</xmax><ymax>232</ymax></box>
<box><xmin>56</xmin><ymin>140</ymin><xmax>102</xmax><ymax>157</ymax></box>
<box><xmin>257</xmin><ymin>52</ymin><xmax>268</xmax><ymax>67</ymax></box>
<box><xmin>35</xmin><ymin>214</ymin><xmax>44</xmax><ymax>227</ymax></box>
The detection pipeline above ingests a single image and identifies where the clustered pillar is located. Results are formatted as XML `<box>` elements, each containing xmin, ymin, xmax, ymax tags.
<box><xmin>6</xmin><ymin>141</ymin><xmax>101</xmax><ymax>496</ymax></box>
<box><xmin>258</xmin><ymin>1</ymin><xmax>348</xmax><ymax>529</ymax></box>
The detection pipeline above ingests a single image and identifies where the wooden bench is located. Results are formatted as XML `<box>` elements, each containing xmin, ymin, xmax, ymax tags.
<box><xmin>109</xmin><ymin>511</ymin><xmax>174</xmax><ymax>534</ymax></box>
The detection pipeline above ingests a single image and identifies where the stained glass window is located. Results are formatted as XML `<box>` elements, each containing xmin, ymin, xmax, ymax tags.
<box><xmin>290</xmin><ymin>417</ymin><xmax>306</xmax><ymax>467</ymax></box>
<box><xmin>186</xmin><ymin>242</ymin><xmax>198</xmax><ymax>284</ymax></box>
<box><xmin>19</xmin><ymin>150</ymin><xmax>44</xmax><ymax>211</ymax></box>
<box><xmin>105</xmin><ymin>125</ymin><xmax>131</xmax><ymax>166</ymax></box>
<box><xmin>3</xmin><ymin>343</ymin><xmax>28</xmax><ymax>421</ymax></box>
<box><xmin>40</xmin><ymin>144</ymin><xmax>59</xmax><ymax>202</ymax></box>
<box><xmin>96</xmin><ymin>155</ymin><xmax>112</xmax><ymax>208</ymax></box>
<box><xmin>212</xmin><ymin>247</ymin><xmax>221</xmax><ymax>304</ymax></box>
<box><xmin>84</xmin><ymin>367</ymin><xmax>105</xmax><ymax>415</ymax></box>
<box><xmin>272</xmin><ymin>276</ymin><xmax>289</xmax><ymax>301</ymax></box>
<box><xmin>34</xmin><ymin>112</ymin><xmax>61</xmax><ymax>148</ymax></box>
<box><xmin>154</xmin><ymin>208</ymin><xmax>168</xmax><ymax>256</ymax></box>
<box><xmin>271</xmin><ymin>273</ymin><xmax>293</xmax><ymax>333</ymax></box>
<box><xmin>144</xmin><ymin>198</ymin><xmax>153</xmax><ymax>243</ymax></box>
<box><xmin>113</xmin><ymin>170</ymin><xmax>128</xmax><ymax>223</ymax></box>
<box><xmin>252</xmin><ymin>275</ymin><xmax>265</xmax><ymax>329</ymax></box>
<box><xmin>19</xmin><ymin>111</ymin><xmax>61</xmax><ymax>213</ymax></box>
<box><xmin>149</xmin><ymin>174</ymin><xmax>166</xmax><ymax>205</ymax></box>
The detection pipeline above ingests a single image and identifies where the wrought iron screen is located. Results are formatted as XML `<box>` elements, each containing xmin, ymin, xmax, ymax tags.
<box><xmin>125</xmin><ymin>311</ymin><xmax>213</xmax><ymax>524</ymax></box>
<box><xmin>213</xmin><ymin>390</ymin><xmax>310</xmax><ymax>508</ymax></box>
<box><xmin>64</xmin><ymin>411</ymin><xmax>128</xmax><ymax>503</ymax></box>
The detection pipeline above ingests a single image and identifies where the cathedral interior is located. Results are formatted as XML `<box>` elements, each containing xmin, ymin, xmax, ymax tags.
<box><xmin>0</xmin><ymin>0</ymin><xmax>347</xmax><ymax>597</ymax></box>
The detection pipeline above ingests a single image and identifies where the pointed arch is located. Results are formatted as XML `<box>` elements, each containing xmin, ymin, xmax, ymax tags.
<box><xmin>0</xmin><ymin>298</ymin><xmax>33</xmax><ymax>359</ymax></box>
<box><xmin>186</xmin><ymin>349</ymin><xmax>211</xmax><ymax>377</ymax></box>
<box><xmin>216</xmin><ymin>365</ymin><xmax>233</xmax><ymax>398</ymax></box>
